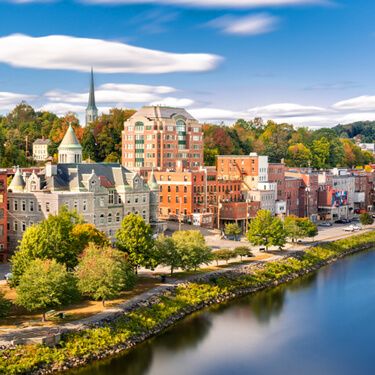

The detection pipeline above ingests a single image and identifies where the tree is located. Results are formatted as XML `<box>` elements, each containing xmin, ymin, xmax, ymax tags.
<box><xmin>234</xmin><ymin>246</ymin><xmax>253</xmax><ymax>261</ymax></box>
<box><xmin>15</xmin><ymin>259</ymin><xmax>78</xmax><ymax>321</ymax></box>
<box><xmin>247</xmin><ymin>210</ymin><xmax>287</xmax><ymax>251</ymax></box>
<box><xmin>115</xmin><ymin>214</ymin><xmax>156</xmax><ymax>272</ymax></box>
<box><xmin>76</xmin><ymin>244</ymin><xmax>135</xmax><ymax>306</ymax></box>
<box><xmin>311</xmin><ymin>137</ymin><xmax>330</xmax><ymax>169</ymax></box>
<box><xmin>285</xmin><ymin>216</ymin><xmax>317</xmax><ymax>242</ymax></box>
<box><xmin>286</xmin><ymin>143</ymin><xmax>312</xmax><ymax>167</ymax></box>
<box><xmin>212</xmin><ymin>248</ymin><xmax>234</xmax><ymax>265</ymax></box>
<box><xmin>360</xmin><ymin>212</ymin><xmax>374</xmax><ymax>226</ymax></box>
<box><xmin>11</xmin><ymin>208</ymin><xmax>84</xmax><ymax>285</ymax></box>
<box><xmin>224</xmin><ymin>223</ymin><xmax>242</xmax><ymax>239</ymax></box>
<box><xmin>172</xmin><ymin>231</ymin><xmax>212</xmax><ymax>271</ymax></box>
<box><xmin>0</xmin><ymin>291</ymin><xmax>11</xmax><ymax>318</ymax></box>
<box><xmin>154</xmin><ymin>235</ymin><xmax>181</xmax><ymax>276</ymax></box>
<box><xmin>71</xmin><ymin>223</ymin><xmax>109</xmax><ymax>250</ymax></box>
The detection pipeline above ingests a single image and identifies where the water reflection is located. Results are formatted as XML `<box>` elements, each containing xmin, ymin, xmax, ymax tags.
<box><xmin>66</xmin><ymin>253</ymin><xmax>375</xmax><ymax>375</ymax></box>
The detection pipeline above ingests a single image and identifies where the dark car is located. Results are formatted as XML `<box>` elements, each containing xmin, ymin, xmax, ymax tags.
<box><xmin>335</xmin><ymin>219</ymin><xmax>351</xmax><ymax>224</ymax></box>
<box><xmin>319</xmin><ymin>222</ymin><xmax>333</xmax><ymax>227</ymax></box>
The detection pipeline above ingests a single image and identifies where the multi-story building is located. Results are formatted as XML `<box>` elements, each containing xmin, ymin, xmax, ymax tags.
<box><xmin>122</xmin><ymin>106</ymin><xmax>203</xmax><ymax>170</ymax></box>
<box><xmin>268</xmin><ymin>162</ymin><xmax>286</xmax><ymax>201</ymax></box>
<box><xmin>352</xmin><ymin>171</ymin><xmax>374</xmax><ymax>213</ymax></box>
<box><xmin>0</xmin><ymin>171</ymin><xmax>8</xmax><ymax>260</ymax></box>
<box><xmin>7</xmin><ymin>125</ymin><xmax>159</xmax><ymax>252</ymax></box>
<box><xmin>32</xmin><ymin>139</ymin><xmax>51</xmax><ymax>162</ymax></box>
<box><xmin>155</xmin><ymin>164</ymin><xmax>245</xmax><ymax>229</ymax></box>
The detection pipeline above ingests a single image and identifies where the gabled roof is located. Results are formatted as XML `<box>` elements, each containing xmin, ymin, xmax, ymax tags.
<box><xmin>33</xmin><ymin>138</ymin><xmax>51</xmax><ymax>145</ymax></box>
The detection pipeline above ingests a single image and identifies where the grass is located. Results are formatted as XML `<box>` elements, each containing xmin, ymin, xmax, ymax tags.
<box><xmin>0</xmin><ymin>277</ymin><xmax>161</xmax><ymax>328</ymax></box>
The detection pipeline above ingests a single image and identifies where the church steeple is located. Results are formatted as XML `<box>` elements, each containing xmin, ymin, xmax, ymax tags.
<box><xmin>85</xmin><ymin>67</ymin><xmax>98</xmax><ymax>126</ymax></box>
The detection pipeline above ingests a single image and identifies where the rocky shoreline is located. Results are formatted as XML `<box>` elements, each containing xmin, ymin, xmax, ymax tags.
<box><xmin>30</xmin><ymin>242</ymin><xmax>374</xmax><ymax>375</ymax></box>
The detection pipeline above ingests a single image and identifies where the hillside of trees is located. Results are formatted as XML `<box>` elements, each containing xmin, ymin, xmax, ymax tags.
<box><xmin>0</xmin><ymin>103</ymin><xmax>373</xmax><ymax>170</ymax></box>
<box><xmin>332</xmin><ymin>121</ymin><xmax>375</xmax><ymax>143</ymax></box>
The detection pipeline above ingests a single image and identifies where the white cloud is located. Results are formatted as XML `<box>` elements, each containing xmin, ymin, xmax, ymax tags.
<box><xmin>0</xmin><ymin>34</ymin><xmax>221</xmax><ymax>74</ymax></box>
<box><xmin>332</xmin><ymin>96</ymin><xmax>375</xmax><ymax>111</ymax></box>
<box><xmin>189</xmin><ymin>107</ymin><xmax>246</xmax><ymax>121</ymax></box>
<box><xmin>248</xmin><ymin>102</ymin><xmax>329</xmax><ymax>118</ymax></box>
<box><xmin>0</xmin><ymin>91</ymin><xmax>35</xmax><ymax>111</ymax></box>
<box><xmin>45</xmin><ymin>83</ymin><xmax>178</xmax><ymax>104</ymax></box>
<box><xmin>150</xmin><ymin>97</ymin><xmax>194</xmax><ymax>107</ymax></box>
<box><xmin>80</xmin><ymin>0</ymin><xmax>326</xmax><ymax>9</ymax></box>
<box><xmin>38</xmin><ymin>103</ymin><xmax>86</xmax><ymax>116</ymax></box>
<box><xmin>208</xmin><ymin>13</ymin><xmax>279</xmax><ymax>35</ymax></box>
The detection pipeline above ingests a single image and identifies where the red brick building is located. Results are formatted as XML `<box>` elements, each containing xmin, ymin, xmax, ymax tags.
<box><xmin>154</xmin><ymin>167</ymin><xmax>245</xmax><ymax>229</ymax></box>
<box><xmin>122</xmin><ymin>106</ymin><xmax>203</xmax><ymax>170</ymax></box>
<box><xmin>0</xmin><ymin>171</ymin><xmax>8</xmax><ymax>260</ymax></box>
<box><xmin>268</xmin><ymin>162</ymin><xmax>286</xmax><ymax>201</ymax></box>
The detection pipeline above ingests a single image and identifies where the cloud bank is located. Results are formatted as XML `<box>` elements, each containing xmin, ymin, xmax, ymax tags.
<box><xmin>0</xmin><ymin>34</ymin><xmax>221</xmax><ymax>74</ymax></box>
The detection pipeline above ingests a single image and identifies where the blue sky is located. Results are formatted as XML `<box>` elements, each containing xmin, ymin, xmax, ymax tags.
<box><xmin>0</xmin><ymin>0</ymin><xmax>375</xmax><ymax>126</ymax></box>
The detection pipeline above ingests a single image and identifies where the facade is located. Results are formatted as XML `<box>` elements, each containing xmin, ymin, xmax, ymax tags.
<box><xmin>7</xmin><ymin>127</ymin><xmax>158</xmax><ymax>252</ymax></box>
<box><xmin>122</xmin><ymin>106</ymin><xmax>203</xmax><ymax>170</ymax></box>
<box><xmin>32</xmin><ymin>139</ymin><xmax>51</xmax><ymax>162</ymax></box>
<box><xmin>85</xmin><ymin>68</ymin><xmax>98</xmax><ymax>126</ymax></box>
<box><xmin>154</xmin><ymin>166</ymin><xmax>244</xmax><ymax>229</ymax></box>
<box><xmin>0</xmin><ymin>171</ymin><xmax>7</xmax><ymax>260</ymax></box>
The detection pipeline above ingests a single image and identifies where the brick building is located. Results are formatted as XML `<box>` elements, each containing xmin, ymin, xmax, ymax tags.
<box><xmin>0</xmin><ymin>170</ymin><xmax>8</xmax><ymax>260</ymax></box>
<box><xmin>154</xmin><ymin>166</ymin><xmax>245</xmax><ymax>229</ymax></box>
<box><xmin>122</xmin><ymin>106</ymin><xmax>203</xmax><ymax>170</ymax></box>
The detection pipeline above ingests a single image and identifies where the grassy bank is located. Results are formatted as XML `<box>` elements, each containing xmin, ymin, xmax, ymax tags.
<box><xmin>1</xmin><ymin>231</ymin><xmax>375</xmax><ymax>375</ymax></box>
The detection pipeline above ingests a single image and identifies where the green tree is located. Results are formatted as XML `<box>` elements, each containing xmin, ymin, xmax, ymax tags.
<box><xmin>286</xmin><ymin>143</ymin><xmax>312</xmax><ymax>167</ymax></box>
<box><xmin>298</xmin><ymin>218</ymin><xmax>318</xmax><ymax>238</ymax></box>
<box><xmin>172</xmin><ymin>231</ymin><xmax>212</xmax><ymax>271</ymax></box>
<box><xmin>224</xmin><ymin>222</ymin><xmax>242</xmax><ymax>238</ymax></box>
<box><xmin>76</xmin><ymin>243</ymin><xmax>135</xmax><ymax>306</ymax></box>
<box><xmin>285</xmin><ymin>216</ymin><xmax>317</xmax><ymax>242</ymax></box>
<box><xmin>71</xmin><ymin>223</ymin><xmax>109</xmax><ymax>250</ymax></box>
<box><xmin>234</xmin><ymin>246</ymin><xmax>253</xmax><ymax>261</ymax></box>
<box><xmin>11</xmin><ymin>208</ymin><xmax>84</xmax><ymax>285</ymax></box>
<box><xmin>247</xmin><ymin>210</ymin><xmax>286</xmax><ymax>251</ymax></box>
<box><xmin>360</xmin><ymin>212</ymin><xmax>374</xmax><ymax>226</ymax></box>
<box><xmin>154</xmin><ymin>235</ymin><xmax>181</xmax><ymax>276</ymax></box>
<box><xmin>311</xmin><ymin>137</ymin><xmax>330</xmax><ymax>169</ymax></box>
<box><xmin>15</xmin><ymin>259</ymin><xmax>78</xmax><ymax>321</ymax></box>
<box><xmin>116</xmin><ymin>214</ymin><xmax>155</xmax><ymax>272</ymax></box>
<box><xmin>212</xmin><ymin>248</ymin><xmax>234</xmax><ymax>265</ymax></box>
<box><xmin>0</xmin><ymin>291</ymin><xmax>11</xmax><ymax>318</ymax></box>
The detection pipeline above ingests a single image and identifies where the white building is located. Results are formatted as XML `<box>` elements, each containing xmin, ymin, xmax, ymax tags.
<box><xmin>32</xmin><ymin>139</ymin><xmax>51</xmax><ymax>162</ymax></box>
<box><xmin>7</xmin><ymin>126</ymin><xmax>159</xmax><ymax>251</ymax></box>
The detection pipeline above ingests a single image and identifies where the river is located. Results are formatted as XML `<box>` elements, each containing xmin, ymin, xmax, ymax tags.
<box><xmin>69</xmin><ymin>250</ymin><xmax>375</xmax><ymax>375</ymax></box>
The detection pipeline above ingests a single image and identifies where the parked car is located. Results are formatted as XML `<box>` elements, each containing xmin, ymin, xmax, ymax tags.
<box><xmin>335</xmin><ymin>219</ymin><xmax>351</xmax><ymax>224</ymax></box>
<box><xmin>343</xmin><ymin>225</ymin><xmax>361</xmax><ymax>232</ymax></box>
<box><xmin>318</xmin><ymin>222</ymin><xmax>332</xmax><ymax>227</ymax></box>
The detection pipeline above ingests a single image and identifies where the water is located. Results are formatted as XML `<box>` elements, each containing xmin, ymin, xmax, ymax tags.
<box><xmin>69</xmin><ymin>251</ymin><xmax>375</xmax><ymax>375</ymax></box>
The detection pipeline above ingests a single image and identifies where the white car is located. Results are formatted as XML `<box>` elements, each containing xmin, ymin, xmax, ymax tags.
<box><xmin>343</xmin><ymin>225</ymin><xmax>361</xmax><ymax>232</ymax></box>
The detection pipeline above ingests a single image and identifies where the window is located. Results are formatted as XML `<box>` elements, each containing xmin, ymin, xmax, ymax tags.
<box><xmin>29</xmin><ymin>201</ymin><xmax>34</xmax><ymax>212</ymax></box>
<box><xmin>108</xmin><ymin>213</ymin><xmax>112</xmax><ymax>223</ymax></box>
<box><xmin>83</xmin><ymin>200</ymin><xmax>87</xmax><ymax>212</ymax></box>
<box><xmin>14</xmin><ymin>200</ymin><xmax>18</xmax><ymax>211</ymax></box>
<box><xmin>14</xmin><ymin>221</ymin><xmax>18</xmax><ymax>232</ymax></box>
<box><xmin>22</xmin><ymin>222</ymin><xmax>26</xmax><ymax>232</ymax></box>
<box><xmin>109</xmin><ymin>191</ymin><xmax>114</xmax><ymax>204</ymax></box>
<box><xmin>38</xmin><ymin>202</ymin><xmax>42</xmax><ymax>212</ymax></box>
<box><xmin>46</xmin><ymin>202</ymin><xmax>50</xmax><ymax>212</ymax></box>
<box><xmin>74</xmin><ymin>200</ymin><xmax>78</xmax><ymax>210</ymax></box>
<box><xmin>100</xmin><ymin>214</ymin><xmax>105</xmax><ymax>225</ymax></box>
<box><xmin>116</xmin><ymin>212</ymin><xmax>121</xmax><ymax>222</ymax></box>
<box><xmin>100</xmin><ymin>197</ymin><xmax>105</xmax><ymax>207</ymax></box>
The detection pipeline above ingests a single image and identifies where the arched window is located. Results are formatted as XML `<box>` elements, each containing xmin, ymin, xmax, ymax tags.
<box><xmin>116</xmin><ymin>212</ymin><xmax>121</xmax><ymax>222</ymax></box>
<box><xmin>108</xmin><ymin>213</ymin><xmax>112</xmax><ymax>223</ymax></box>
<box><xmin>100</xmin><ymin>214</ymin><xmax>105</xmax><ymax>225</ymax></box>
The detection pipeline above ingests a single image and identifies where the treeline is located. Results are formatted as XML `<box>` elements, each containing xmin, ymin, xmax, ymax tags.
<box><xmin>0</xmin><ymin>103</ymin><xmax>374</xmax><ymax>169</ymax></box>
<box><xmin>332</xmin><ymin>121</ymin><xmax>375</xmax><ymax>143</ymax></box>
<box><xmin>203</xmin><ymin>118</ymin><xmax>375</xmax><ymax>168</ymax></box>
<box><xmin>0</xmin><ymin>102</ymin><xmax>135</xmax><ymax>167</ymax></box>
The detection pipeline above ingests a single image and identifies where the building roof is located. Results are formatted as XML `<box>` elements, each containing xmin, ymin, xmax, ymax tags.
<box><xmin>33</xmin><ymin>139</ymin><xmax>51</xmax><ymax>146</ymax></box>
<box><xmin>8</xmin><ymin>167</ymin><xmax>25</xmax><ymax>192</ymax></box>
<box><xmin>87</xmin><ymin>67</ymin><xmax>97</xmax><ymax>111</ymax></box>
<box><xmin>58</xmin><ymin>124</ymin><xmax>82</xmax><ymax>150</ymax></box>
<box><xmin>131</xmin><ymin>106</ymin><xmax>196</xmax><ymax>121</ymax></box>
<box><xmin>42</xmin><ymin>163</ymin><xmax>147</xmax><ymax>193</ymax></box>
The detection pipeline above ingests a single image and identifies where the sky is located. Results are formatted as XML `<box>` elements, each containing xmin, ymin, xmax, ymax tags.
<box><xmin>0</xmin><ymin>0</ymin><xmax>375</xmax><ymax>127</ymax></box>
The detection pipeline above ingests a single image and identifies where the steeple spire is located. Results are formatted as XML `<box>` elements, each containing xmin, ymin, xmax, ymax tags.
<box><xmin>85</xmin><ymin>67</ymin><xmax>98</xmax><ymax>126</ymax></box>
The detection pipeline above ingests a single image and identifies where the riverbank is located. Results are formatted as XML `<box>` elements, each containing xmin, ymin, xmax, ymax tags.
<box><xmin>1</xmin><ymin>231</ymin><xmax>375</xmax><ymax>375</ymax></box>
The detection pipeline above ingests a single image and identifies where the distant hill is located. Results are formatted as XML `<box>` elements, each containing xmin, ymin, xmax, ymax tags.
<box><xmin>333</xmin><ymin>121</ymin><xmax>375</xmax><ymax>143</ymax></box>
